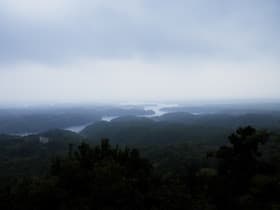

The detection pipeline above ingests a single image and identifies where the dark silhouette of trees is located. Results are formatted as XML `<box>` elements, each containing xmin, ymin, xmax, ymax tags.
<box><xmin>7</xmin><ymin>139</ymin><xmax>158</xmax><ymax>210</ymax></box>
<box><xmin>212</xmin><ymin>126</ymin><xmax>272</xmax><ymax>210</ymax></box>
<box><xmin>0</xmin><ymin>127</ymin><xmax>279</xmax><ymax>210</ymax></box>
<box><xmin>217</xmin><ymin>126</ymin><xmax>268</xmax><ymax>182</ymax></box>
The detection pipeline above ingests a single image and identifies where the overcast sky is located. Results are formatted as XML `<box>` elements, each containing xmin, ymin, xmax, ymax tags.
<box><xmin>0</xmin><ymin>0</ymin><xmax>279</xmax><ymax>104</ymax></box>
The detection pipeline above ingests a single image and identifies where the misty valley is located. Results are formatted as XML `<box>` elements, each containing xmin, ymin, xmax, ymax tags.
<box><xmin>0</xmin><ymin>103</ymin><xmax>280</xmax><ymax>209</ymax></box>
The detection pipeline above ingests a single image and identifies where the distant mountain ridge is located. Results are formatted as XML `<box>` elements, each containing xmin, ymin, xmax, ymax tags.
<box><xmin>80</xmin><ymin>112</ymin><xmax>280</xmax><ymax>145</ymax></box>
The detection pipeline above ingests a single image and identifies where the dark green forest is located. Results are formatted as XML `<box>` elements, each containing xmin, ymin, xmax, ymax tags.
<box><xmin>1</xmin><ymin>106</ymin><xmax>280</xmax><ymax>210</ymax></box>
<box><xmin>0</xmin><ymin>125</ymin><xmax>280</xmax><ymax>210</ymax></box>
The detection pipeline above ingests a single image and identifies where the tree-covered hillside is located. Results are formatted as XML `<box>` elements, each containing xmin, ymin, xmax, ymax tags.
<box><xmin>0</xmin><ymin>127</ymin><xmax>280</xmax><ymax>210</ymax></box>
<box><xmin>81</xmin><ymin>112</ymin><xmax>280</xmax><ymax>145</ymax></box>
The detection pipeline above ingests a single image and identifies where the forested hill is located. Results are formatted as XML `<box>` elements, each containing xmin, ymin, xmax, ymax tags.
<box><xmin>0</xmin><ymin>129</ymin><xmax>83</xmax><ymax>176</ymax></box>
<box><xmin>156</xmin><ymin>112</ymin><xmax>280</xmax><ymax>129</ymax></box>
<box><xmin>80</xmin><ymin>112</ymin><xmax>280</xmax><ymax>145</ymax></box>
<box><xmin>0</xmin><ymin>106</ymin><xmax>154</xmax><ymax>134</ymax></box>
<box><xmin>0</xmin><ymin>127</ymin><xmax>280</xmax><ymax>210</ymax></box>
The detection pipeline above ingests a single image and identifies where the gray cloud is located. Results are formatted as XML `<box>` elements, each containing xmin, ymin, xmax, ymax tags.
<box><xmin>0</xmin><ymin>0</ymin><xmax>279</xmax><ymax>103</ymax></box>
<box><xmin>0</xmin><ymin>0</ymin><xmax>279</xmax><ymax>64</ymax></box>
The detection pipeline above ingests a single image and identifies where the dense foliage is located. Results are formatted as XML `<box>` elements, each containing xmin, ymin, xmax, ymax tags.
<box><xmin>0</xmin><ymin>126</ymin><xmax>279</xmax><ymax>209</ymax></box>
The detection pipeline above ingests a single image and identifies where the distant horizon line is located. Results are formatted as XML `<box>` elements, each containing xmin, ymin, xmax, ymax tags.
<box><xmin>1</xmin><ymin>98</ymin><xmax>280</xmax><ymax>108</ymax></box>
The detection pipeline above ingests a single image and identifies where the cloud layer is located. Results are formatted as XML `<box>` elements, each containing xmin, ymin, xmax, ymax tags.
<box><xmin>0</xmin><ymin>0</ymin><xmax>279</xmax><ymax>103</ymax></box>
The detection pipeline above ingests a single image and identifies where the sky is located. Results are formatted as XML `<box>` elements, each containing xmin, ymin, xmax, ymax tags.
<box><xmin>0</xmin><ymin>0</ymin><xmax>279</xmax><ymax>104</ymax></box>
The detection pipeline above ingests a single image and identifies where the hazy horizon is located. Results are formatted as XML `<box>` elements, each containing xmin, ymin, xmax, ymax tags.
<box><xmin>1</xmin><ymin>98</ymin><xmax>280</xmax><ymax>109</ymax></box>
